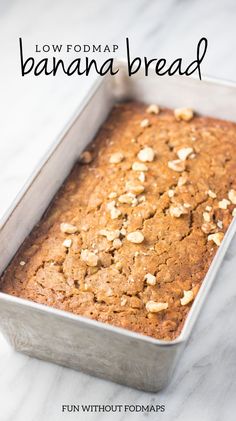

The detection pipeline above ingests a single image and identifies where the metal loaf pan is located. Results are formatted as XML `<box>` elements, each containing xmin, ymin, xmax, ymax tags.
<box><xmin>0</xmin><ymin>61</ymin><xmax>236</xmax><ymax>392</ymax></box>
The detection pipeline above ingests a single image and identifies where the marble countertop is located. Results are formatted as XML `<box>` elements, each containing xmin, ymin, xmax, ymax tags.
<box><xmin>0</xmin><ymin>0</ymin><xmax>236</xmax><ymax>420</ymax></box>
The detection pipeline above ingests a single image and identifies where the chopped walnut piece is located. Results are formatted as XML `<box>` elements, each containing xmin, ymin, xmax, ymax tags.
<box><xmin>99</xmin><ymin>229</ymin><xmax>120</xmax><ymax>241</ymax></box>
<box><xmin>207</xmin><ymin>190</ymin><xmax>217</xmax><ymax>199</ymax></box>
<box><xmin>217</xmin><ymin>220</ymin><xmax>223</xmax><ymax>229</ymax></box>
<box><xmin>205</xmin><ymin>205</ymin><xmax>212</xmax><ymax>212</ymax></box>
<box><xmin>120</xmin><ymin>228</ymin><xmax>127</xmax><ymax>236</ymax></box>
<box><xmin>218</xmin><ymin>198</ymin><xmax>230</xmax><ymax>209</ymax></box>
<box><xmin>168</xmin><ymin>159</ymin><xmax>186</xmax><ymax>172</ymax></box>
<box><xmin>132</xmin><ymin>199</ymin><xmax>139</xmax><ymax>207</ymax></box>
<box><xmin>146</xmin><ymin>104</ymin><xmax>160</xmax><ymax>114</ymax></box>
<box><xmin>115</xmin><ymin>261</ymin><xmax>123</xmax><ymax>271</ymax></box>
<box><xmin>110</xmin><ymin>207</ymin><xmax>122</xmax><ymax>219</ymax></box>
<box><xmin>108</xmin><ymin>191</ymin><xmax>117</xmax><ymax>199</ymax></box>
<box><xmin>146</xmin><ymin>301</ymin><xmax>168</xmax><ymax>313</ymax></box>
<box><xmin>208</xmin><ymin>232</ymin><xmax>224</xmax><ymax>246</ymax></box>
<box><xmin>140</xmin><ymin>118</ymin><xmax>150</xmax><ymax>128</ymax></box>
<box><xmin>138</xmin><ymin>172</ymin><xmax>146</xmax><ymax>182</ymax></box>
<box><xmin>138</xmin><ymin>195</ymin><xmax>146</xmax><ymax>203</ymax></box>
<box><xmin>168</xmin><ymin>189</ymin><xmax>175</xmax><ymax>198</ymax></box>
<box><xmin>122</xmin><ymin>219</ymin><xmax>129</xmax><ymax>227</ymax></box>
<box><xmin>201</xmin><ymin>222</ymin><xmax>217</xmax><ymax>234</ymax></box>
<box><xmin>228</xmin><ymin>189</ymin><xmax>236</xmax><ymax>204</ymax></box>
<box><xmin>106</xmin><ymin>200</ymin><xmax>116</xmax><ymax>211</ymax></box>
<box><xmin>180</xmin><ymin>290</ymin><xmax>194</xmax><ymax>306</ymax></box>
<box><xmin>109</xmin><ymin>152</ymin><xmax>124</xmax><ymax>164</ymax></box>
<box><xmin>81</xmin><ymin>249</ymin><xmax>98</xmax><ymax>266</ymax></box>
<box><xmin>144</xmin><ymin>273</ymin><xmax>156</xmax><ymax>286</ymax></box>
<box><xmin>81</xmin><ymin>224</ymin><xmax>89</xmax><ymax>232</ymax></box>
<box><xmin>169</xmin><ymin>204</ymin><xmax>188</xmax><ymax>218</ymax></box>
<box><xmin>106</xmin><ymin>200</ymin><xmax>122</xmax><ymax>218</ymax></box>
<box><xmin>118</xmin><ymin>192</ymin><xmax>136</xmax><ymax>204</ymax></box>
<box><xmin>60</xmin><ymin>223</ymin><xmax>78</xmax><ymax>234</ymax></box>
<box><xmin>203</xmin><ymin>212</ymin><xmax>211</xmax><ymax>222</ymax></box>
<box><xmin>174</xmin><ymin>108</ymin><xmax>193</xmax><ymax>122</ymax></box>
<box><xmin>132</xmin><ymin>162</ymin><xmax>148</xmax><ymax>171</ymax></box>
<box><xmin>80</xmin><ymin>150</ymin><xmax>93</xmax><ymax>164</ymax></box>
<box><xmin>120</xmin><ymin>297</ymin><xmax>127</xmax><ymax>306</ymax></box>
<box><xmin>113</xmin><ymin>238</ymin><xmax>122</xmax><ymax>249</ymax></box>
<box><xmin>177</xmin><ymin>147</ymin><xmax>193</xmax><ymax>161</ymax></box>
<box><xmin>178</xmin><ymin>173</ymin><xmax>188</xmax><ymax>187</ymax></box>
<box><xmin>137</xmin><ymin>147</ymin><xmax>155</xmax><ymax>162</ymax></box>
<box><xmin>126</xmin><ymin>231</ymin><xmax>144</xmax><ymax>244</ymax></box>
<box><xmin>63</xmin><ymin>239</ymin><xmax>72</xmax><ymax>248</ymax></box>
<box><xmin>125</xmin><ymin>181</ymin><xmax>145</xmax><ymax>195</ymax></box>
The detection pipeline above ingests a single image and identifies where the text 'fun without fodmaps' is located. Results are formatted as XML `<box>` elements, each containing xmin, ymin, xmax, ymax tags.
<box><xmin>19</xmin><ymin>37</ymin><xmax>208</xmax><ymax>80</ymax></box>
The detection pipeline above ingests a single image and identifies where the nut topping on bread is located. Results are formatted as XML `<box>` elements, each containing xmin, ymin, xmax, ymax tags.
<box><xmin>180</xmin><ymin>290</ymin><xmax>194</xmax><ymax>306</ymax></box>
<box><xmin>218</xmin><ymin>198</ymin><xmax>230</xmax><ymax>209</ymax></box>
<box><xmin>207</xmin><ymin>232</ymin><xmax>224</xmax><ymax>246</ymax></box>
<box><xmin>201</xmin><ymin>222</ymin><xmax>217</xmax><ymax>234</ymax></box>
<box><xmin>132</xmin><ymin>162</ymin><xmax>148</xmax><ymax>171</ymax></box>
<box><xmin>144</xmin><ymin>273</ymin><xmax>156</xmax><ymax>286</ymax></box>
<box><xmin>62</xmin><ymin>239</ymin><xmax>72</xmax><ymax>248</ymax></box>
<box><xmin>146</xmin><ymin>104</ymin><xmax>160</xmax><ymax>114</ymax></box>
<box><xmin>217</xmin><ymin>220</ymin><xmax>223</xmax><ymax>229</ymax></box>
<box><xmin>106</xmin><ymin>200</ymin><xmax>116</xmax><ymax>210</ymax></box>
<box><xmin>118</xmin><ymin>192</ymin><xmax>137</xmax><ymax>204</ymax></box>
<box><xmin>138</xmin><ymin>172</ymin><xmax>145</xmax><ymax>182</ymax></box>
<box><xmin>137</xmin><ymin>147</ymin><xmax>155</xmax><ymax>162</ymax></box>
<box><xmin>228</xmin><ymin>189</ymin><xmax>236</xmax><ymax>204</ymax></box>
<box><xmin>168</xmin><ymin>159</ymin><xmax>186</xmax><ymax>172</ymax></box>
<box><xmin>207</xmin><ymin>190</ymin><xmax>217</xmax><ymax>199</ymax></box>
<box><xmin>126</xmin><ymin>231</ymin><xmax>144</xmax><ymax>243</ymax></box>
<box><xmin>178</xmin><ymin>174</ymin><xmax>188</xmax><ymax>186</ymax></box>
<box><xmin>146</xmin><ymin>301</ymin><xmax>168</xmax><ymax>313</ymax></box>
<box><xmin>140</xmin><ymin>118</ymin><xmax>150</xmax><ymax>128</ymax></box>
<box><xmin>168</xmin><ymin>189</ymin><xmax>175</xmax><ymax>198</ymax></box>
<box><xmin>81</xmin><ymin>249</ymin><xmax>98</xmax><ymax>266</ymax></box>
<box><xmin>169</xmin><ymin>204</ymin><xmax>188</xmax><ymax>218</ymax></box>
<box><xmin>108</xmin><ymin>191</ymin><xmax>117</xmax><ymax>199</ymax></box>
<box><xmin>174</xmin><ymin>108</ymin><xmax>193</xmax><ymax>122</ymax></box>
<box><xmin>177</xmin><ymin>147</ymin><xmax>193</xmax><ymax>161</ymax></box>
<box><xmin>110</xmin><ymin>207</ymin><xmax>122</xmax><ymax>219</ymax></box>
<box><xmin>125</xmin><ymin>181</ymin><xmax>145</xmax><ymax>194</ymax></box>
<box><xmin>60</xmin><ymin>223</ymin><xmax>78</xmax><ymax>234</ymax></box>
<box><xmin>120</xmin><ymin>297</ymin><xmax>127</xmax><ymax>306</ymax></box>
<box><xmin>109</xmin><ymin>152</ymin><xmax>124</xmax><ymax>164</ymax></box>
<box><xmin>203</xmin><ymin>212</ymin><xmax>211</xmax><ymax>222</ymax></box>
<box><xmin>113</xmin><ymin>238</ymin><xmax>122</xmax><ymax>249</ymax></box>
<box><xmin>99</xmin><ymin>229</ymin><xmax>120</xmax><ymax>241</ymax></box>
<box><xmin>106</xmin><ymin>200</ymin><xmax>122</xmax><ymax>219</ymax></box>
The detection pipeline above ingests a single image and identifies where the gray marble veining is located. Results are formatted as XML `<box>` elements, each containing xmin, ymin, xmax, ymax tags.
<box><xmin>0</xmin><ymin>0</ymin><xmax>236</xmax><ymax>420</ymax></box>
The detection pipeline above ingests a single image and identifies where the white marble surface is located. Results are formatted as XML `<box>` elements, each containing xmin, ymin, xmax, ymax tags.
<box><xmin>0</xmin><ymin>0</ymin><xmax>236</xmax><ymax>420</ymax></box>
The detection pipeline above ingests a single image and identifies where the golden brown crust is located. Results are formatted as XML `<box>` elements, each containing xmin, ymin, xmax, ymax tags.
<box><xmin>1</xmin><ymin>102</ymin><xmax>236</xmax><ymax>340</ymax></box>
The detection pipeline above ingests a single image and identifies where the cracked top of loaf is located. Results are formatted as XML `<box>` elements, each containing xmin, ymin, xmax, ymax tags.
<box><xmin>1</xmin><ymin>102</ymin><xmax>236</xmax><ymax>340</ymax></box>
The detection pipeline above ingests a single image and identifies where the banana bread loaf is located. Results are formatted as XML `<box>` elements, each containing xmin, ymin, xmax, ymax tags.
<box><xmin>1</xmin><ymin>102</ymin><xmax>236</xmax><ymax>340</ymax></box>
